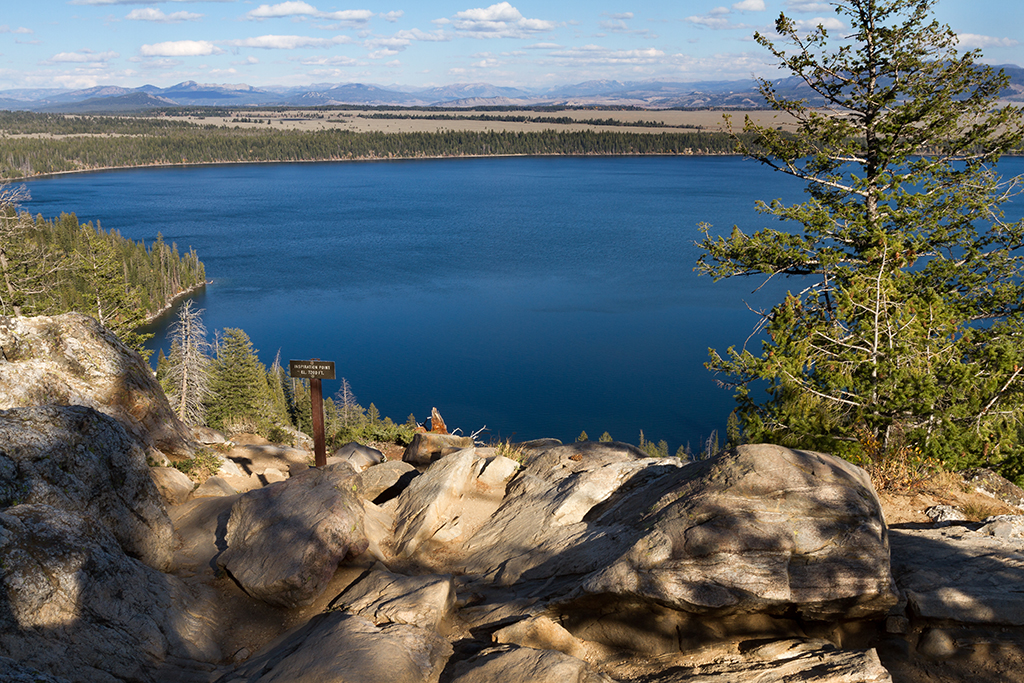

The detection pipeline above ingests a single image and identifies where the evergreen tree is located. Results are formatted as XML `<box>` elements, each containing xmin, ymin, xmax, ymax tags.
<box><xmin>78</xmin><ymin>225</ymin><xmax>152</xmax><ymax>356</ymax></box>
<box><xmin>0</xmin><ymin>184</ymin><xmax>66</xmax><ymax>316</ymax></box>
<box><xmin>205</xmin><ymin>328</ymin><xmax>274</xmax><ymax>431</ymax></box>
<box><xmin>292</xmin><ymin>378</ymin><xmax>312</xmax><ymax>435</ymax></box>
<box><xmin>267</xmin><ymin>350</ymin><xmax>292</xmax><ymax>424</ymax></box>
<box><xmin>162</xmin><ymin>300</ymin><xmax>213</xmax><ymax>426</ymax></box>
<box><xmin>697</xmin><ymin>0</ymin><xmax>1024</xmax><ymax>478</ymax></box>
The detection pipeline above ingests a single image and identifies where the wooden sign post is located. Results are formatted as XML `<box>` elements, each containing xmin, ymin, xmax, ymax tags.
<box><xmin>289</xmin><ymin>359</ymin><xmax>336</xmax><ymax>467</ymax></box>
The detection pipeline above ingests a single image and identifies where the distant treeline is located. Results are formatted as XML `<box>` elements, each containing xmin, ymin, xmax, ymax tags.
<box><xmin>0</xmin><ymin>111</ymin><xmax>200</xmax><ymax>136</ymax></box>
<box><xmin>1</xmin><ymin>203</ymin><xmax>206</xmax><ymax>354</ymax></box>
<box><xmin>0</xmin><ymin>112</ymin><xmax>752</xmax><ymax>178</ymax></box>
<box><xmin>362</xmin><ymin>112</ymin><xmax>702</xmax><ymax>129</ymax></box>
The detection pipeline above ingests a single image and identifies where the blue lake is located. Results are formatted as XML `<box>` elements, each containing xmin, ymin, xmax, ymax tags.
<box><xmin>22</xmin><ymin>155</ymin><xmax>1023</xmax><ymax>451</ymax></box>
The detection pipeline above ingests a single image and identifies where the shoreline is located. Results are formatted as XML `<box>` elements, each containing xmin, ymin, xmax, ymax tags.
<box><xmin>144</xmin><ymin>280</ymin><xmax>210</xmax><ymax>325</ymax></box>
<box><xmin>9</xmin><ymin>150</ymin><xmax>741</xmax><ymax>182</ymax></box>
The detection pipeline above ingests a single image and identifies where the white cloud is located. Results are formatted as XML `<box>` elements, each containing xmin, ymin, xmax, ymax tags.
<box><xmin>319</xmin><ymin>9</ymin><xmax>375</xmax><ymax>23</ymax></box>
<box><xmin>248</xmin><ymin>1</ymin><xmax>318</xmax><ymax>19</ymax></box>
<box><xmin>448</xmin><ymin>2</ymin><xmax>555</xmax><ymax>38</ymax></box>
<box><xmin>300</xmin><ymin>55</ymin><xmax>358</xmax><ymax>66</ymax></box>
<box><xmin>48</xmin><ymin>50</ymin><xmax>119</xmax><ymax>63</ymax></box>
<box><xmin>605</xmin><ymin>12</ymin><xmax>633</xmax><ymax>20</ymax></box>
<box><xmin>140</xmin><ymin>40</ymin><xmax>221</xmax><ymax>57</ymax></box>
<box><xmin>525</xmin><ymin>42</ymin><xmax>561</xmax><ymax>49</ymax></box>
<box><xmin>599</xmin><ymin>14</ymin><xmax>650</xmax><ymax>36</ymax></box>
<box><xmin>958</xmin><ymin>33</ymin><xmax>1020</xmax><ymax>49</ymax></box>
<box><xmin>0</xmin><ymin>25</ymin><xmax>33</xmax><ymax>34</ymax></box>
<box><xmin>795</xmin><ymin>17</ymin><xmax>845</xmax><ymax>30</ymax></box>
<box><xmin>380</xmin><ymin>11</ymin><xmax>403</xmax><ymax>22</ymax></box>
<box><xmin>684</xmin><ymin>15</ymin><xmax>738</xmax><ymax>29</ymax></box>
<box><xmin>225</xmin><ymin>34</ymin><xmax>349</xmax><ymax>49</ymax></box>
<box><xmin>126</xmin><ymin>8</ymin><xmax>202</xmax><ymax>22</ymax></box>
<box><xmin>366</xmin><ymin>36</ymin><xmax>411</xmax><ymax>50</ymax></box>
<box><xmin>246</xmin><ymin>3</ymin><xmax>374</xmax><ymax>26</ymax></box>
<box><xmin>394</xmin><ymin>28</ymin><xmax>449</xmax><ymax>42</ymax></box>
<box><xmin>732</xmin><ymin>0</ymin><xmax>766</xmax><ymax>10</ymax></box>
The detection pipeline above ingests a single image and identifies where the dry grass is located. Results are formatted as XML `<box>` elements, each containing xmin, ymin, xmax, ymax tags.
<box><xmin>171</xmin><ymin>448</ymin><xmax>222</xmax><ymax>483</ymax></box>
<box><xmin>169</xmin><ymin>108</ymin><xmax>803</xmax><ymax>135</ymax></box>
<box><xmin>493</xmin><ymin>439</ymin><xmax>527</xmax><ymax>464</ymax></box>
<box><xmin>958</xmin><ymin>499</ymin><xmax>1006</xmax><ymax>522</ymax></box>
<box><xmin>854</xmin><ymin>426</ymin><xmax>945</xmax><ymax>494</ymax></box>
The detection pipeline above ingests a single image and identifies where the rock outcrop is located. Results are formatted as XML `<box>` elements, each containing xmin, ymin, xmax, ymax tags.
<box><xmin>0</xmin><ymin>313</ymin><xmax>195</xmax><ymax>458</ymax></box>
<box><xmin>216</xmin><ymin>463</ymin><xmax>369</xmax><ymax>607</ymax></box>
<box><xmin>329</xmin><ymin>441</ymin><xmax>385</xmax><ymax>472</ymax></box>
<box><xmin>569</xmin><ymin>444</ymin><xmax>898</xmax><ymax>624</ymax></box>
<box><xmin>215</xmin><ymin>612</ymin><xmax>452</xmax><ymax>683</ymax></box>
<box><xmin>0</xmin><ymin>504</ymin><xmax>220</xmax><ymax>683</ymax></box>
<box><xmin>0</xmin><ymin>405</ymin><xmax>174</xmax><ymax>570</ymax></box>
<box><xmin>9</xmin><ymin>331</ymin><xmax>1020</xmax><ymax>683</ymax></box>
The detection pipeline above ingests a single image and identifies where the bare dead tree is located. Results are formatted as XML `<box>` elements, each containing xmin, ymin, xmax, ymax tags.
<box><xmin>164</xmin><ymin>300</ymin><xmax>214</xmax><ymax>426</ymax></box>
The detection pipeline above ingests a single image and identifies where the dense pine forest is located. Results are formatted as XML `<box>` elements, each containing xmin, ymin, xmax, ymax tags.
<box><xmin>1</xmin><ymin>190</ymin><xmax>206</xmax><ymax>355</ymax></box>
<box><xmin>0</xmin><ymin>110</ymin><xmax>750</xmax><ymax>178</ymax></box>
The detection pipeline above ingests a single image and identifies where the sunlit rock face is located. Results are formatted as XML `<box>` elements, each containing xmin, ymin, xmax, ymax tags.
<box><xmin>0</xmin><ymin>404</ymin><xmax>174</xmax><ymax>570</ymax></box>
<box><xmin>0</xmin><ymin>504</ymin><xmax>220</xmax><ymax>683</ymax></box>
<box><xmin>216</xmin><ymin>462</ymin><xmax>370</xmax><ymax>608</ymax></box>
<box><xmin>0</xmin><ymin>313</ymin><xmax>195</xmax><ymax>459</ymax></box>
<box><xmin>555</xmin><ymin>444</ymin><xmax>899</xmax><ymax>652</ymax></box>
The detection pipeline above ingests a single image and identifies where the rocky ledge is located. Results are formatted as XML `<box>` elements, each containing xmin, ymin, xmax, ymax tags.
<box><xmin>3</xmin><ymin>314</ymin><xmax>1024</xmax><ymax>683</ymax></box>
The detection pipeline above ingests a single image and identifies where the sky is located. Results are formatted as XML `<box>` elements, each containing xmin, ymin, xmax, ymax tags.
<box><xmin>1</xmin><ymin>0</ymin><xmax>1022</xmax><ymax>92</ymax></box>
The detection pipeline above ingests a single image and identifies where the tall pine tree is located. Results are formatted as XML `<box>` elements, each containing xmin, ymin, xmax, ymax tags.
<box><xmin>697</xmin><ymin>0</ymin><xmax>1024</xmax><ymax>479</ymax></box>
<box><xmin>205</xmin><ymin>328</ymin><xmax>274</xmax><ymax>432</ymax></box>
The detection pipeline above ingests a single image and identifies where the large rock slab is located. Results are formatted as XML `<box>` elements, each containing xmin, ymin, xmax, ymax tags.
<box><xmin>390</xmin><ymin>448</ymin><xmax>520</xmax><ymax>560</ymax></box>
<box><xmin>0</xmin><ymin>504</ymin><xmax>221</xmax><ymax>683</ymax></box>
<box><xmin>964</xmin><ymin>468</ymin><xmax>1024</xmax><ymax>509</ymax></box>
<box><xmin>891</xmin><ymin>522</ymin><xmax>1024</xmax><ymax>625</ymax></box>
<box><xmin>458</xmin><ymin>441</ymin><xmax>681</xmax><ymax>584</ymax></box>
<box><xmin>150</xmin><ymin>466</ymin><xmax>196</xmax><ymax>506</ymax></box>
<box><xmin>216</xmin><ymin>612</ymin><xmax>452</xmax><ymax>683</ymax></box>
<box><xmin>217</xmin><ymin>463</ymin><xmax>369</xmax><ymax>607</ymax></box>
<box><xmin>357</xmin><ymin>460</ymin><xmax>418</xmax><ymax>503</ymax></box>
<box><xmin>336</xmin><ymin>568</ymin><xmax>456</xmax><ymax>632</ymax></box>
<box><xmin>0</xmin><ymin>313</ymin><xmax>195</xmax><ymax>457</ymax></box>
<box><xmin>0</xmin><ymin>405</ymin><xmax>174</xmax><ymax>570</ymax></box>
<box><xmin>446</xmin><ymin>645</ymin><xmax>614</xmax><ymax>683</ymax></box>
<box><xmin>568</xmin><ymin>444</ymin><xmax>897</xmax><ymax>623</ymax></box>
<box><xmin>630</xmin><ymin>645</ymin><xmax>892</xmax><ymax>682</ymax></box>
<box><xmin>329</xmin><ymin>442</ymin><xmax>385</xmax><ymax>472</ymax></box>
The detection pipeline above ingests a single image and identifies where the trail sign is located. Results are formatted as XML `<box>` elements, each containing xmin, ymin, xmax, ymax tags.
<box><xmin>289</xmin><ymin>360</ymin><xmax>336</xmax><ymax>380</ymax></box>
<box><xmin>289</xmin><ymin>359</ymin><xmax>335</xmax><ymax>467</ymax></box>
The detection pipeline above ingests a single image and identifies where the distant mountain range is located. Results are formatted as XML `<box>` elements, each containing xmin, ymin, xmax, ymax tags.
<box><xmin>3</xmin><ymin>66</ymin><xmax>1023</xmax><ymax>113</ymax></box>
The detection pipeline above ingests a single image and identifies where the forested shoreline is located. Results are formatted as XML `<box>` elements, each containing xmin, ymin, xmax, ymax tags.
<box><xmin>0</xmin><ymin>189</ymin><xmax>206</xmax><ymax>356</ymax></box>
<box><xmin>0</xmin><ymin>110</ymin><xmax>752</xmax><ymax>178</ymax></box>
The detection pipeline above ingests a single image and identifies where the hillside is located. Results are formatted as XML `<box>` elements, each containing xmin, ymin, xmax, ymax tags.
<box><xmin>3</xmin><ymin>67</ymin><xmax>1020</xmax><ymax>113</ymax></box>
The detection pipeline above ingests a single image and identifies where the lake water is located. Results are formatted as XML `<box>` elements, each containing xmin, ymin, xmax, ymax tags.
<box><xmin>22</xmin><ymin>155</ymin><xmax>1023</xmax><ymax>451</ymax></box>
